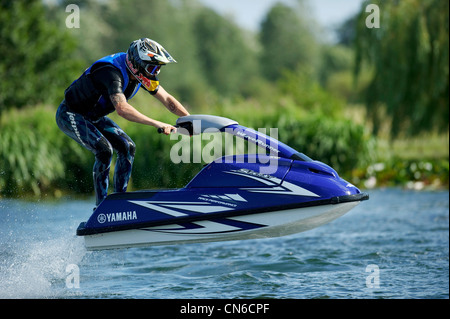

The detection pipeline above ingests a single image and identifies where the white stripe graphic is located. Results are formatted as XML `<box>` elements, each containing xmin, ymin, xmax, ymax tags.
<box><xmin>162</xmin><ymin>205</ymin><xmax>233</xmax><ymax>213</ymax></box>
<box><xmin>224</xmin><ymin>170</ymin><xmax>319</xmax><ymax>197</ymax></box>
<box><xmin>129</xmin><ymin>200</ymin><xmax>233</xmax><ymax>217</ymax></box>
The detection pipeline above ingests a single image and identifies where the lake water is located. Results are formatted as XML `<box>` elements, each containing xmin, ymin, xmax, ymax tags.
<box><xmin>0</xmin><ymin>188</ymin><xmax>448</xmax><ymax>300</ymax></box>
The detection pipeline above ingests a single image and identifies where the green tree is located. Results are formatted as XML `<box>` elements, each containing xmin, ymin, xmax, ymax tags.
<box><xmin>50</xmin><ymin>0</ymin><xmax>114</xmax><ymax>65</ymax></box>
<box><xmin>192</xmin><ymin>7</ymin><xmax>259</xmax><ymax>97</ymax></box>
<box><xmin>354</xmin><ymin>0</ymin><xmax>449</xmax><ymax>137</ymax></box>
<box><xmin>336</xmin><ymin>15</ymin><xmax>358</xmax><ymax>47</ymax></box>
<box><xmin>318</xmin><ymin>44</ymin><xmax>354</xmax><ymax>86</ymax></box>
<box><xmin>259</xmin><ymin>2</ymin><xmax>320</xmax><ymax>81</ymax></box>
<box><xmin>0</xmin><ymin>0</ymin><xmax>81</xmax><ymax>113</ymax></box>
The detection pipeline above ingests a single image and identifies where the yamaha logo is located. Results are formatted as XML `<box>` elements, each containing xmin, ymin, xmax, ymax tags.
<box><xmin>97</xmin><ymin>213</ymin><xmax>107</xmax><ymax>224</ymax></box>
<box><xmin>96</xmin><ymin>211</ymin><xmax>138</xmax><ymax>224</ymax></box>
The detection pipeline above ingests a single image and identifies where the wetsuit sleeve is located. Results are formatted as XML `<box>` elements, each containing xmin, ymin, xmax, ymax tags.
<box><xmin>90</xmin><ymin>65</ymin><xmax>124</xmax><ymax>96</ymax></box>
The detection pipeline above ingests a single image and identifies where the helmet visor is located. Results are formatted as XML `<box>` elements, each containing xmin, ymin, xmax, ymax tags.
<box><xmin>145</xmin><ymin>64</ymin><xmax>161</xmax><ymax>76</ymax></box>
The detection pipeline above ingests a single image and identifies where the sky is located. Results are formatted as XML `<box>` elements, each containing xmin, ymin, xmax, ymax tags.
<box><xmin>197</xmin><ymin>0</ymin><xmax>365</xmax><ymax>39</ymax></box>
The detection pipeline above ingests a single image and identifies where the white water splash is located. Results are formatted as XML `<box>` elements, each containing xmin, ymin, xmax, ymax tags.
<box><xmin>0</xmin><ymin>235</ymin><xmax>87</xmax><ymax>298</ymax></box>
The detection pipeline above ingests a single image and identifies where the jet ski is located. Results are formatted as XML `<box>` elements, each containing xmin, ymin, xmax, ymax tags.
<box><xmin>76</xmin><ymin>114</ymin><xmax>369</xmax><ymax>250</ymax></box>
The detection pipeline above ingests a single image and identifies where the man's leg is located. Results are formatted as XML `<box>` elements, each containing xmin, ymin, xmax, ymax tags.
<box><xmin>56</xmin><ymin>102</ymin><xmax>114</xmax><ymax>205</ymax></box>
<box><xmin>94</xmin><ymin>117</ymin><xmax>136</xmax><ymax>194</ymax></box>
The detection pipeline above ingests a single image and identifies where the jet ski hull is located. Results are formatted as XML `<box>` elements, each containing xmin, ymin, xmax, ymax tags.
<box><xmin>81</xmin><ymin>200</ymin><xmax>361</xmax><ymax>250</ymax></box>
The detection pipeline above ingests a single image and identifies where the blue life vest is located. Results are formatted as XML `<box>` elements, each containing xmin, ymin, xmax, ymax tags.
<box><xmin>64</xmin><ymin>52</ymin><xmax>142</xmax><ymax>119</ymax></box>
<box><xmin>91</xmin><ymin>52</ymin><xmax>141</xmax><ymax>101</ymax></box>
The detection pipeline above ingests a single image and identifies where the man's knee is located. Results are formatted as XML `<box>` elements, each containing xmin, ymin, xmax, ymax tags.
<box><xmin>115</xmin><ymin>137</ymin><xmax>136</xmax><ymax>159</ymax></box>
<box><xmin>128</xmin><ymin>140</ymin><xmax>136</xmax><ymax>158</ymax></box>
<box><xmin>95</xmin><ymin>139</ymin><xmax>114</xmax><ymax>164</ymax></box>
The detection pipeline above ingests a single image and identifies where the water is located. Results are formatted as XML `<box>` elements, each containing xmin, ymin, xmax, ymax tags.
<box><xmin>0</xmin><ymin>188</ymin><xmax>448</xmax><ymax>299</ymax></box>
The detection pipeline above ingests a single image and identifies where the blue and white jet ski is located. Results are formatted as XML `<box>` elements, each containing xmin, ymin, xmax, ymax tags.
<box><xmin>77</xmin><ymin>115</ymin><xmax>369</xmax><ymax>250</ymax></box>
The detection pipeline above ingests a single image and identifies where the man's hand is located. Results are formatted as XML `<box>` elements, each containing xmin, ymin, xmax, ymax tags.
<box><xmin>157</xmin><ymin>123</ymin><xmax>177</xmax><ymax>135</ymax></box>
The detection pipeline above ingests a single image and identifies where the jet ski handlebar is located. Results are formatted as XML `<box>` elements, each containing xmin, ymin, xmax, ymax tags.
<box><xmin>157</xmin><ymin>126</ymin><xmax>179</xmax><ymax>134</ymax></box>
<box><xmin>158</xmin><ymin>114</ymin><xmax>239</xmax><ymax>135</ymax></box>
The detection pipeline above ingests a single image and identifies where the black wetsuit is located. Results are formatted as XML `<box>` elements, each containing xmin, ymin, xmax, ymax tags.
<box><xmin>55</xmin><ymin>54</ymin><xmax>158</xmax><ymax>205</ymax></box>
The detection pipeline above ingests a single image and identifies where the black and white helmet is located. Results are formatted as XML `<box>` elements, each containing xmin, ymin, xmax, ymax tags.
<box><xmin>126</xmin><ymin>38</ymin><xmax>176</xmax><ymax>91</ymax></box>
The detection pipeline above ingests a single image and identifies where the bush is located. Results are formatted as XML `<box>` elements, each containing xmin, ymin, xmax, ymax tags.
<box><xmin>0</xmin><ymin>105</ymin><xmax>92</xmax><ymax>197</ymax></box>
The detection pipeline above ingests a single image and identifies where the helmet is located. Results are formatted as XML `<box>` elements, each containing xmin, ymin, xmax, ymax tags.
<box><xmin>125</xmin><ymin>38</ymin><xmax>176</xmax><ymax>91</ymax></box>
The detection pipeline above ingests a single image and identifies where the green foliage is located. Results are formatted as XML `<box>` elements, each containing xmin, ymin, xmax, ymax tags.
<box><xmin>192</xmin><ymin>7</ymin><xmax>259</xmax><ymax>97</ymax></box>
<box><xmin>0</xmin><ymin>0</ymin><xmax>82</xmax><ymax>114</ymax></box>
<box><xmin>277</xmin><ymin>69</ymin><xmax>345</xmax><ymax>117</ymax></box>
<box><xmin>0</xmin><ymin>126</ymin><xmax>62</xmax><ymax>196</ymax></box>
<box><xmin>0</xmin><ymin>106</ymin><xmax>94</xmax><ymax>197</ymax></box>
<box><xmin>355</xmin><ymin>0</ymin><xmax>449</xmax><ymax>137</ymax></box>
<box><xmin>259</xmin><ymin>2</ymin><xmax>320</xmax><ymax>81</ymax></box>
<box><xmin>318</xmin><ymin>45</ymin><xmax>354</xmax><ymax>85</ymax></box>
<box><xmin>265</xmin><ymin>112</ymin><xmax>376</xmax><ymax>177</ymax></box>
<box><xmin>359</xmin><ymin>158</ymin><xmax>449</xmax><ymax>189</ymax></box>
